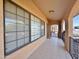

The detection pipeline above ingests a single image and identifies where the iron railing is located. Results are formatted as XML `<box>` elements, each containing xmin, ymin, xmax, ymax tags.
<box><xmin>69</xmin><ymin>37</ymin><xmax>79</xmax><ymax>59</ymax></box>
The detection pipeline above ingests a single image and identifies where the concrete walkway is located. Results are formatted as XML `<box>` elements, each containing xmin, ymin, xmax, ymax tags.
<box><xmin>28</xmin><ymin>37</ymin><xmax>72</xmax><ymax>59</ymax></box>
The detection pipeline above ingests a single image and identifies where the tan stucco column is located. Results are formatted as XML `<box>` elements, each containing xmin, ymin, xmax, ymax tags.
<box><xmin>64</xmin><ymin>19</ymin><xmax>69</xmax><ymax>51</ymax></box>
<box><xmin>0</xmin><ymin>0</ymin><xmax>4</xmax><ymax>59</ymax></box>
<box><xmin>47</xmin><ymin>24</ymin><xmax>51</xmax><ymax>39</ymax></box>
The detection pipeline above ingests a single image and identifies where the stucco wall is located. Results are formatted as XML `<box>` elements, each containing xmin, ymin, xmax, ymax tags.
<box><xmin>68</xmin><ymin>0</ymin><xmax>79</xmax><ymax>36</ymax></box>
<box><xmin>65</xmin><ymin>0</ymin><xmax>79</xmax><ymax>51</ymax></box>
<box><xmin>0</xmin><ymin>0</ymin><xmax>4</xmax><ymax>59</ymax></box>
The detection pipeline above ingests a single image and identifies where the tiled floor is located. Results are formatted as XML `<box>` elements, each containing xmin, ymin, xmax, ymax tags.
<box><xmin>28</xmin><ymin>37</ymin><xmax>72</xmax><ymax>59</ymax></box>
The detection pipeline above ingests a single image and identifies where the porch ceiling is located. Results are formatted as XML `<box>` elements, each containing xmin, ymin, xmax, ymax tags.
<box><xmin>32</xmin><ymin>0</ymin><xmax>76</xmax><ymax>20</ymax></box>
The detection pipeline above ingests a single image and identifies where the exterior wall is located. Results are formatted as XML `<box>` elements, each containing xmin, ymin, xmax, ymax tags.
<box><xmin>0</xmin><ymin>0</ymin><xmax>4</xmax><ymax>59</ymax></box>
<box><xmin>64</xmin><ymin>0</ymin><xmax>79</xmax><ymax>51</ymax></box>
<box><xmin>68</xmin><ymin>0</ymin><xmax>79</xmax><ymax>51</ymax></box>
<box><xmin>68</xmin><ymin>0</ymin><xmax>79</xmax><ymax>36</ymax></box>
<box><xmin>0</xmin><ymin>0</ymin><xmax>48</xmax><ymax>59</ymax></box>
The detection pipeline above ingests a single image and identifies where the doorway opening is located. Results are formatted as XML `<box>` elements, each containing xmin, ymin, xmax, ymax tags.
<box><xmin>51</xmin><ymin>24</ymin><xmax>58</xmax><ymax>37</ymax></box>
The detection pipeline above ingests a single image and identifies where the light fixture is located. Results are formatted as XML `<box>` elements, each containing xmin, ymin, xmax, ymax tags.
<box><xmin>49</xmin><ymin>10</ymin><xmax>54</xmax><ymax>13</ymax></box>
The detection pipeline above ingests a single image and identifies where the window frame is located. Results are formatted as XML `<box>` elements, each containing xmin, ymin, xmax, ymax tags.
<box><xmin>4</xmin><ymin>0</ymin><xmax>45</xmax><ymax>56</ymax></box>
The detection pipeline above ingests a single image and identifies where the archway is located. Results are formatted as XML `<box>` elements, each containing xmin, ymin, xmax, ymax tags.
<box><xmin>51</xmin><ymin>24</ymin><xmax>58</xmax><ymax>37</ymax></box>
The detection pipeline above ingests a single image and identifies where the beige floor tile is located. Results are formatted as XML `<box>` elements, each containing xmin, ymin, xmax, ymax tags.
<box><xmin>28</xmin><ymin>37</ymin><xmax>72</xmax><ymax>59</ymax></box>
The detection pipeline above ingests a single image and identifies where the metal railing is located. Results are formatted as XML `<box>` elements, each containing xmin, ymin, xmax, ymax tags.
<box><xmin>69</xmin><ymin>37</ymin><xmax>79</xmax><ymax>59</ymax></box>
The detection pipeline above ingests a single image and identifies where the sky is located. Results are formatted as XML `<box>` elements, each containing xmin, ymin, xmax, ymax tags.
<box><xmin>73</xmin><ymin>15</ymin><xmax>79</xmax><ymax>27</ymax></box>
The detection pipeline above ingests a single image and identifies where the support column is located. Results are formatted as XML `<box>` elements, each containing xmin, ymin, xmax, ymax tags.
<box><xmin>0</xmin><ymin>0</ymin><xmax>4</xmax><ymax>59</ymax></box>
<box><xmin>58</xmin><ymin>21</ymin><xmax>62</xmax><ymax>38</ymax></box>
<box><xmin>64</xmin><ymin>19</ymin><xmax>69</xmax><ymax>51</ymax></box>
<box><xmin>47</xmin><ymin>24</ymin><xmax>51</xmax><ymax>39</ymax></box>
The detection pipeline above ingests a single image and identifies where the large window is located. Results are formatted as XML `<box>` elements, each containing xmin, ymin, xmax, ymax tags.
<box><xmin>5</xmin><ymin>1</ymin><xmax>30</xmax><ymax>55</ymax></box>
<box><xmin>4</xmin><ymin>0</ymin><xmax>45</xmax><ymax>55</ymax></box>
<box><xmin>41</xmin><ymin>21</ymin><xmax>45</xmax><ymax>36</ymax></box>
<box><xmin>31</xmin><ymin>15</ymin><xmax>45</xmax><ymax>41</ymax></box>
<box><xmin>31</xmin><ymin>15</ymin><xmax>41</xmax><ymax>41</ymax></box>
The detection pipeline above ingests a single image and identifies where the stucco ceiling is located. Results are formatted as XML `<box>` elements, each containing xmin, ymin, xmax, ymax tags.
<box><xmin>32</xmin><ymin>0</ymin><xmax>76</xmax><ymax>20</ymax></box>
